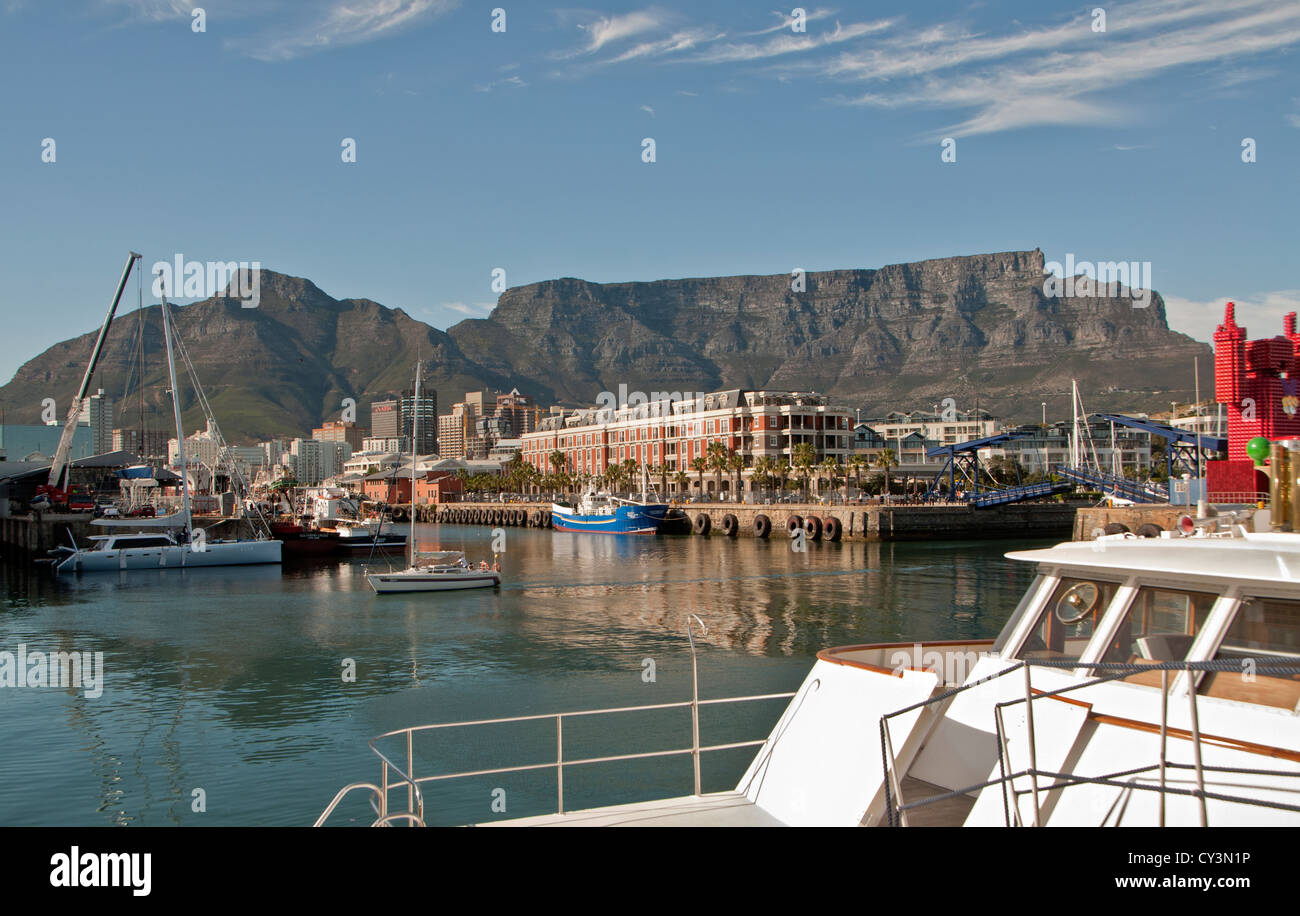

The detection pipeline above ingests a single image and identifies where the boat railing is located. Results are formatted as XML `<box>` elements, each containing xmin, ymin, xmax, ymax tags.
<box><xmin>880</xmin><ymin>657</ymin><xmax>1300</xmax><ymax>827</ymax></box>
<box><xmin>314</xmin><ymin>614</ymin><xmax>795</xmax><ymax>827</ymax></box>
<box><xmin>315</xmin><ymin>692</ymin><xmax>796</xmax><ymax>827</ymax></box>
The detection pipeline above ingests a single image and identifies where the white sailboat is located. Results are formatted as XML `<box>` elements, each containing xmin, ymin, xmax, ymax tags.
<box><xmin>53</xmin><ymin>264</ymin><xmax>281</xmax><ymax>573</ymax></box>
<box><xmin>365</xmin><ymin>360</ymin><xmax>500</xmax><ymax>594</ymax></box>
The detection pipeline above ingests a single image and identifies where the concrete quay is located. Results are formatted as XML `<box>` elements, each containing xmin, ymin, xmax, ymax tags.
<box><xmin>429</xmin><ymin>500</ymin><xmax>1076</xmax><ymax>542</ymax></box>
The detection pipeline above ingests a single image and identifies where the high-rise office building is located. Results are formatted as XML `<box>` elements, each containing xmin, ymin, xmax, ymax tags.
<box><xmin>370</xmin><ymin>398</ymin><xmax>399</xmax><ymax>439</ymax></box>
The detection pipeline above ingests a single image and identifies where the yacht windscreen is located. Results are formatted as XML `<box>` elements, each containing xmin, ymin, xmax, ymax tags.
<box><xmin>1100</xmin><ymin>587</ymin><xmax>1218</xmax><ymax>684</ymax></box>
<box><xmin>1200</xmin><ymin>596</ymin><xmax>1300</xmax><ymax>710</ymax></box>
<box><xmin>1016</xmin><ymin>577</ymin><xmax>1121</xmax><ymax>663</ymax></box>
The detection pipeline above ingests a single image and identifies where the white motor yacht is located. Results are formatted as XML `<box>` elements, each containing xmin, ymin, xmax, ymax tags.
<box><xmin>321</xmin><ymin>507</ymin><xmax>1300</xmax><ymax>826</ymax></box>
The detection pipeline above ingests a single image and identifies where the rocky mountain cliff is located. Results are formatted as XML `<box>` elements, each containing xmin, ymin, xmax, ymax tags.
<box><xmin>0</xmin><ymin>250</ymin><xmax>1210</xmax><ymax>443</ymax></box>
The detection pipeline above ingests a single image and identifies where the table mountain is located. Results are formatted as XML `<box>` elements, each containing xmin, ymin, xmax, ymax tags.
<box><xmin>0</xmin><ymin>250</ymin><xmax>1210</xmax><ymax>444</ymax></box>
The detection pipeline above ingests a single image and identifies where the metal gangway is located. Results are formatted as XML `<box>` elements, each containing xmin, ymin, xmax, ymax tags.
<box><xmin>1053</xmin><ymin>465</ymin><xmax>1168</xmax><ymax>504</ymax></box>
<box><xmin>924</xmin><ymin>432</ymin><xmax>1072</xmax><ymax>507</ymax></box>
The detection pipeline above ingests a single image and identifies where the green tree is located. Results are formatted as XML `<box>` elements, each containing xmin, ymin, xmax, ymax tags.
<box><xmin>874</xmin><ymin>449</ymin><xmax>898</xmax><ymax>499</ymax></box>
<box><xmin>728</xmin><ymin>452</ymin><xmax>746</xmax><ymax>502</ymax></box>
<box><xmin>690</xmin><ymin>456</ymin><xmax>707</xmax><ymax>496</ymax></box>
<box><xmin>752</xmin><ymin>456</ymin><xmax>777</xmax><ymax>500</ymax></box>
<box><xmin>792</xmin><ymin>442</ymin><xmax>816</xmax><ymax>501</ymax></box>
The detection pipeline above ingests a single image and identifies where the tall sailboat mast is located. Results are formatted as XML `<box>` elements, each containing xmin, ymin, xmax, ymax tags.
<box><xmin>408</xmin><ymin>359</ymin><xmax>421</xmax><ymax>569</ymax></box>
<box><xmin>159</xmin><ymin>282</ymin><xmax>193</xmax><ymax>537</ymax></box>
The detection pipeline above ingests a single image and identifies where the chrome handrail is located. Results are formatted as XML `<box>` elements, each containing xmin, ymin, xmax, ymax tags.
<box><xmin>313</xmin><ymin>782</ymin><xmax>384</xmax><ymax>828</ymax></box>
<box><xmin>327</xmin><ymin>614</ymin><xmax>798</xmax><ymax>827</ymax></box>
<box><xmin>880</xmin><ymin>656</ymin><xmax>1300</xmax><ymax>827</ymax></box>
<box><xmin>356</xmin><ymin>690</ymin><xmax>795</xmax><ymax>826</ymax></box>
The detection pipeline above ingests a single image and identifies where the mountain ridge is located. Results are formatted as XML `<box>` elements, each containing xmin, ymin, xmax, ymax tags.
<box><xmin>0</xmin><ymin>250</ymin><xmax>1211</xmax><ymax>444</ymax></box>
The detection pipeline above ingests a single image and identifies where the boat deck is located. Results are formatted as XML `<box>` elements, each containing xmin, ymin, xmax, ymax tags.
<box><xmin>473</xmin><ymin>792</ymin><xmax>786</xmax><ymax>827</ymax></box>
<box><xmin>887</xmin><ymin>777</ymin><xmax>977</xmax><ymax>827</ymax></box>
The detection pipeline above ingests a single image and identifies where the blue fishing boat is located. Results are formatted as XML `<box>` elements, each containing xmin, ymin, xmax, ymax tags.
<box><xmin>551</xmin><ymin>479</ymin><xmax>671</xmax><ymax>535</ymax></box>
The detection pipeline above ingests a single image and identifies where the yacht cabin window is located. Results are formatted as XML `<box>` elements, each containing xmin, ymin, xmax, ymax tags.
<box><xmin>1099</xmin><ymin>586</ymin><xmax>1218</xmax><ymax>685</ymax></box>
<box><xmin>1199</xmin><ymin>596</ymin><xmax>1300</xmax><ymax>711</ymax></box>
<box><xmin>1016</xmin><ymin>577</ymin><xmax>1120</xmax><ymax>663</ymax></box>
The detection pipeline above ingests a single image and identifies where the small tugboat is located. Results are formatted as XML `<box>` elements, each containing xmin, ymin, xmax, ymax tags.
<box><xmin>551</xmin><ymin>470</ymin><xmax>671</xmax><ymax>535</ymax></box>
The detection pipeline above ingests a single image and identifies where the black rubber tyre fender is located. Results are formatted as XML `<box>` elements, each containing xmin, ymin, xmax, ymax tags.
<box><xmin>720</xmin><ymin>513</ymin><xmax>738</xmax><ymax>537</ymax></box>
<box><xmin>786</xmin><ymin>515</ymin><xmax>803</xmax><ymax>537</ymax></box>
<box><xmin>1135</xmin><ymin>523</ymin><xmax>1163</xmax><ymax>539</ymax></box>
<box><xmin>823</xmin><ymin>516</ymin><xmax>842</xmax><ymax>541</ymax></box>
<box><xmin>803</xmin><ymin>516</ymin><xmax>822</xmax><ymax>541</ymax></box>
<box><xmin>693</xmin><ymin>513</ymin><xmax>712</xmax><ymax>535</ymax></box>
<box><xmin>753</xmin><ymin>514</ymin><xmax>772</xmax><ymax>538</ymax></box>
<box><xmin>1103</xmin><ymin>522</ymin><xmax>1131</xmax><ymax>535</ymax></box>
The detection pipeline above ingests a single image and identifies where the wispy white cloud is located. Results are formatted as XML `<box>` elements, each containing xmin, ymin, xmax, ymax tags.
<box><xmin>440</xmin><ymin>301</ymin><xmax>495</xmax><ymax>317</ymax></box>
<box><xmin>681</xmin><ymin>18</ymin><xmax>893</xmax><ymax>65</ymax></box>
<box><xmin>477</xmin><ymin>75</ymin><xmax>526</xmax><ymax>92</ymax></box>
<box><xmin>640</xmin><ymin>104</ymin><xmax>655</xmax><ymax>116</ymax></box>
<box><xmin>94</xmin><ymin>0</ymin><xmax>198</xmax><ymax>21</ymax></box>
<box><xmin>1164</xmin><ymin>290</ymin><xmax>1300</xmax><ymax>344</ymax></box>
<box><xmin>823</xmin><ymin>0</ymin><xmax>1300</xmax><ymax>136</ymax></box>
<box><xmin>238</xmin><ymin>0</ymin><xmax>459</xmax><ymax>62</ymax></box>
<box><xmin>574</xmin><ymin>8</ymin><xmax>666</xmax><ymax>54</ymax></box>
<box><xmin>744</xmin><ymin>7</ymin><xmax>839</xmax><ymax>37</ymax></box>
<box><xmin>600</xmin><ymin>27</ymin><xmax>724</xmax><ymax>64</ymax></box>
<box><xmin>542</xmin><ymin>0</ymin><xmax>1300</xmax><ymax>138</ymax></box>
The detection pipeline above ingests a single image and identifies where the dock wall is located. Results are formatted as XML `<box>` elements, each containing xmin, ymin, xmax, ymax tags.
<box><xmin>427</xmin><ymin>501</ymin><xmax>1076</xmax><ymax>542</ymax></box>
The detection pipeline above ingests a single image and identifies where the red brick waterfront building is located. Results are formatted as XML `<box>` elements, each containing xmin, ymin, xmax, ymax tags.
<box><xmin>521</xmin><ymin>389</ymin><xmax>853</xmax><ymax>497</ymax></box>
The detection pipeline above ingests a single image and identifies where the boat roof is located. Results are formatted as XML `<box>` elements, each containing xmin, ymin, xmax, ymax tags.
<box><xmin>1006</xmin><ymin>531</ymin><xmax>1300</xmax><ymax>584</ymax></box>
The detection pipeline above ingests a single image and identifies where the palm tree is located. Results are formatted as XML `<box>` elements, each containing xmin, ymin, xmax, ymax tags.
<box><xmin>706</xmin><ymin>442</ymin><xmax>729</xmax><ymax>499</ymax></box>
<box><xmin>548</xmin><ymin>450</ymin><xmax>566</xmax><ymax>496</ymax></box>
<box><xmin>848</xmin><ymin>454</ymin><xmax>867</xmax><ymax>498</ymax></box>
<box><xmin>875</xmin><ymin>449</ymin><xmax>898</xmax><ymax>501</ymax></box>
<box><xmin>689</xmin><ymin>456</ymin><xmax>707</xmax><ymax>496</ymax></box>
<box><xmin>673</xmin><ymin>468</ymin><xmax>688</xmax><ymax>497</ymax></box>
<box><xmin>728</xmin><ymin>453</ymin><xmax>746</xmax><ymax>502</ymax></box>
<box><xmin>752</xmin><ymin>456</ymin><xmax>777</xmax><ymax>501</ymax></box>
<box><xmin>821</xmin><ymin>456</ymin><xmax>842</xmax><ymax>502</ymax></box>
<box><xmin>621</xmin><ymin>458</ymin><xmax>640</xmax><ymax>496</ymax></box>
<box><xmin>792</xmin><ymin>442</ymin><xmax>816</xmax><ymax>501</ymax></box>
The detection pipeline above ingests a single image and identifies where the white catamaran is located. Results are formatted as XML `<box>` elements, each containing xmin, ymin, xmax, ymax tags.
<box><xmin>53</xmin><ymin>256</ymin><xmax>281</xmax><ymax>573</ymax></box>
<box><xmin>364</xmin><ymin>360</ymin><xmax>500</xmax><ymax>594</ymax></box>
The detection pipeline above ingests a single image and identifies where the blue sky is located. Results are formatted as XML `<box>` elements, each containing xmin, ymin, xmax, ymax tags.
<box><xmin>2</xmin><ymin>0</ymin><xmax>1299</xmax><ymax>384</ymax></box>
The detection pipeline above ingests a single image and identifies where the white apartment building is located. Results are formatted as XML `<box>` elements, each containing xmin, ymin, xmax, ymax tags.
<box><xmin>866</xmin><ymin>409</ymin><xmax>1000</xmax><ymax>450</ymax></box>
<box><xmin>289</xmin><ymin>438</ymin><xmax>352</xmax><ymax>485</ymax></box>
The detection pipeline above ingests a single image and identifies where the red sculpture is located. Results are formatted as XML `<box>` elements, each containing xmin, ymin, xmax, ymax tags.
<box><xmin>1207</xmin><ymin>302</ymin><xmax>1300</xmax><ymax>497</ymax></box>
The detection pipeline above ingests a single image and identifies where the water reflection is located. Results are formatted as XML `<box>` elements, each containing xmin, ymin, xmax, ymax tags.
<box><xmin>0</xmin><ymin>525</ymin><xmax>1051</xmax><ymax>825</ymax></box>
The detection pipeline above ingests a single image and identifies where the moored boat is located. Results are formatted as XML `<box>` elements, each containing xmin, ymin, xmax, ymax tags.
<box><xmin>363</xmin><ymin>359</ymin><xmax>500</xmax><ymax>594</ymax></box>
<box><xmin>52</xmin><ymin>256</ymin><xmax>281</xmax><ymax>574</ymax></box>
<box><xmin>551</xmin><ymin>477</ymin><xmax>671</xmax><ymax>535</ymax></box>
<box><xmin>321</xmin><ymin>500</ymin><xmax>1300</xmax><ymax>826</ymax></box>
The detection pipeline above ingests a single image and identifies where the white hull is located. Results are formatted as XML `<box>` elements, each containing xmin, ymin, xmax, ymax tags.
<box><xmin>366</xmin><ymin>568</ymin><xmax>501</xmax><ymax>593</ymax></box>
<box><xmin>57</xmin><ymin>539</ymin><xmax>282</xmax><ymax>572</ymax></box>
<box><xmin>92</xmin><ymin>512</ymin><xmax>188</xmax><ymax>529</ymax></box>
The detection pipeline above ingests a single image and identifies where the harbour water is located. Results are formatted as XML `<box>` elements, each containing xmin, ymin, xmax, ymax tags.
<box><xmin>0</xmin><ymin>524</ymin><xmax>1049</xmax><ymax>826</ymax></box>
